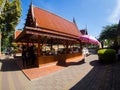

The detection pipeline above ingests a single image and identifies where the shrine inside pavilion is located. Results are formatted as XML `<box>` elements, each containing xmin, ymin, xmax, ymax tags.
<box><xmin>15</xmin><ymin>4</ymin><xmax>83</xmax><ymax>67</ymax></box>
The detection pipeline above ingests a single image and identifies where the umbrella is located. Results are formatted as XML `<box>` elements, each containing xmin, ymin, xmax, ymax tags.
<box><xmin>78</xmin><ymin>35</ymin><xmax>100</xmax><ymax>44</ymax></box>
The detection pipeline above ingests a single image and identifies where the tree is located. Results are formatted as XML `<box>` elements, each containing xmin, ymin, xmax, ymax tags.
<box><xmin>99</xmin><ymin>24</ymin><xmax>118</xmax><ymax>40</ymax></box>
<box><xmin>0</xmin><ymin>0</ymin><xmax>22</xmax><ymax>51</ymax></box>
<box><xmin>99</xmin><ymin>24</ymin><xmax>118</xmax><ymax>48</ymax></box>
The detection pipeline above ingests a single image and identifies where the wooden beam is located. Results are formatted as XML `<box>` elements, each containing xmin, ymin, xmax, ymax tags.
<box><xmin>25</xmin><ymin>26</ymin><xmax>78</xmax><ymax>39</ymax></box>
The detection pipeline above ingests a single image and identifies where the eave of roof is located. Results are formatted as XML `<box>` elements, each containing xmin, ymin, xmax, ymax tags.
<box><xmin>14</xmin><ymin>30</ymin><xmax>22</xmax><ymax>39</ymax></box>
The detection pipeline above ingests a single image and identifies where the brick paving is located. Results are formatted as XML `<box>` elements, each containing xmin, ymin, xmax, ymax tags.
<box><xmin>14</xmin><ymin>55</ymin><xmax>84</xmax><ymax>80</ymax></box>
<box><xmin>1</xmin><ymin>54</ymin><xmax>120</xmax><ymax>90</ymax></box>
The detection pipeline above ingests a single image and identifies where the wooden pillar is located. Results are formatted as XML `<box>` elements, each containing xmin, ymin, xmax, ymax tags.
<box><xmin>34</xmin><ymin>35</ymin><xmax>41</xmax><ymax>67</ymax></box>
<box><xmin>79</xmin><ymin>41</ymin><xmax>83</xmax><ymax>52</ymax></box>
<box><xmin>81</xmin><ymin>41</ymin><xmax>83</xmax><ymax>49</ymax></box>
<box><xmin>66</xmin><ymin>41</ymin><xmax>69</xmax><ymax>54</ymax></box>
<box><xmin>37</xmin><ymin>35</ymin><xmax>41</xmax><ymax>57</ymax></box>
<box><xmin>50</xmin><ymin>38</ymin><xmax>53</xmax><ymax>50</ymax></box>
<box><xmin>26</xmin><ymin>36</ymin><xmax>29</xmax><ymax>48</ymax></box>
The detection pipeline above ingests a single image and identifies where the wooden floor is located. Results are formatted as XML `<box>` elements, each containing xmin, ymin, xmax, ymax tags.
<box><xmin>14</xmin><ymin>55</ymin><xmax>84</xmax><ymax>80</ymax></box>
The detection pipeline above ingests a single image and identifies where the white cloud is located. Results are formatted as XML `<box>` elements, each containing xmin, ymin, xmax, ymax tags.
<box><xmin>108</xmin><ymin>0</ymin><xmax>120</xmax><ymax>23</ymax></box>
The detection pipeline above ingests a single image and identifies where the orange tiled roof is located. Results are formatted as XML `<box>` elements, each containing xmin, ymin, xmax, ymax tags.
<box><xmin>33</xmin><ymin>6</ymin><xmax>81</xmax><ymax>37</ymax></box>
<box><xmin>15</xmin><ymin>5</ymin><xmax>82</xmax><ymax>42</ymax></box>
<box><xmin>15</xmin><ymin>30</ymin><xmax>22</xmax><ymax>39</ymax></box>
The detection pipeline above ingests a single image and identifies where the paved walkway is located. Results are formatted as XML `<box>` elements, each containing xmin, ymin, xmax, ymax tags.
<box><xmin>31</xmin><ymin>55</ymin><xmax>120</xmax><ymax>90</ymax></box>
<box><xmin>0</xmin><ymin>55</ymin><xmax>35</xmax><ymax>90</ymax></box>
<box><xmin>32</xmin><ymin>55</ymin><xmax>95</xmax><ymax>90</ymax></box>
<box><xmin>1</xmin><ymin>54</ymin><xmax>120</xmax><ymax>90</ymax></box>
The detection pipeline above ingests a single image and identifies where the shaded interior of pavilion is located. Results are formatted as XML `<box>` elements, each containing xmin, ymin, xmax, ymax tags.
<box><xmin>15</xmin><ymin>27</ymin><xmax>83</xmax><ymax>67</ymax></box>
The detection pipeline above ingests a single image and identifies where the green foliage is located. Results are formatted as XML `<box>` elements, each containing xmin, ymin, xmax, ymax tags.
<box><xmin>11</xmin><ymin>42</ymin><xmax>18</xmax><ymax>53</ymax></box>
<box><xmin>0</xmin><ymin>0</ymin><xmax>4</xmax><ymax>7</ymax></box>
<box><xmin>0</xmin><ymin>0</ymin><xmax>22</xmax><ymax>51</ymax></box>
<box><xmin>99</xmin><ymin>24</ymin><xmax>118</xmax><ymax>41</ymax></box>
<box><xmin>97</xmin><ymin>49</ymin><xmax>116</xmax><ymax>63</ymax></box>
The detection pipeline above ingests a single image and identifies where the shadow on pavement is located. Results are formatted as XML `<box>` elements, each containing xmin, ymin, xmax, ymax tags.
<box><xmin>66</xmin><ymin>59</ymin><xmax>85</xmax><ymax>67</ymax></box>
<box><xmin>0</xmin><ymin>58</ymin><xmax>21</xmax><ymax>72</ymax></box>
<box><xmin>57</xmin><ymin>59</ymin><xmax>85</xmax><ymax>67</ymax></box>
<box><xmin>70</xmin><ymin>59</ymin><xmax>120</xmax><ymax>90</ymax></box>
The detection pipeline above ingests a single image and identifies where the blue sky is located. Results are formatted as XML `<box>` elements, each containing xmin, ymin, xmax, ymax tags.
<box><xmin>16</xmin><ymin>0</ymin><xmax>120</xmax><ymax>38</ymax></box>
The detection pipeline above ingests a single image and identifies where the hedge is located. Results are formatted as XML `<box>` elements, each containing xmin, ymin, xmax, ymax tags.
<box><xmin>97</xmin><ymin>49</ymin><xmax>116</xmax><ymax>63</ymax></box>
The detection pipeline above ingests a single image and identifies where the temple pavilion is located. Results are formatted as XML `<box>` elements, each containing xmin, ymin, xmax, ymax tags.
<box><xmin>15</xmin><ymin>4</ymin><xmax>83</xmax><ymax>67</ymax></box>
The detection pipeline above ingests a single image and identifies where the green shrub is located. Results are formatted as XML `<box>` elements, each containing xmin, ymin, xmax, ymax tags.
<box><xmin>97</xmin><ymin>49</ymin><xmax>116</xmax><ymax>63</ymax></box>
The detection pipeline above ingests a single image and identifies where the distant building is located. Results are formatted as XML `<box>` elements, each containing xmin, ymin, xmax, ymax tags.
<box><xmin>80</xmin><ymin>29</ymin><xmax>88</xmax><ymax>35</ymax></box>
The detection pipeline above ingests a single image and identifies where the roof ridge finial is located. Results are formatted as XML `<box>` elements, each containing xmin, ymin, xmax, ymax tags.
<box><xmin>30</xmin><ymin>0</ymin><xmax>34</xmax><ymax>9</ymax></box>
<box><xmin>73</xmin><ymin>17</ymin><xmax>76</xmax><ymax>24</ymax></box>
<box><xmin>73</xmin><ymin>17</ymin><xmax>79</xmax><ymax>29</ymax></box>
<box><xmin>30</xmin><ymin>0</ymin><xmax>33</xmax><ymax>5</ymax></box>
